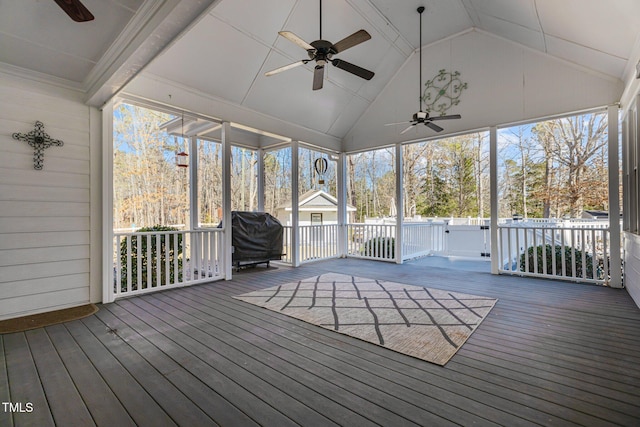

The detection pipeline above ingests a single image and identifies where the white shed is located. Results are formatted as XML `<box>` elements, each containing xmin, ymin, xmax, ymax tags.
<box><xmin>275</xmin><ymin>190</ymin><xmax>356</xmax><ymax>226</ymax></box>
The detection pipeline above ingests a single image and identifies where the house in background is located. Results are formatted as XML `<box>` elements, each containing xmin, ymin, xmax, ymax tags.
<box><xmin>0</xmin><ymin>0</ymin><xmax>640</xmax><ymax>320</ymax></box>
<box><xmin>275</xmin><ymin>190</ymin><xmax>356</xmax><ymax>226</ymax></box>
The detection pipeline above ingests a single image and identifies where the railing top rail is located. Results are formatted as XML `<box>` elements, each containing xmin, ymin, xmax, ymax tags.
<box><xmin>114</xmin><ymin>228</ymin><xmax>223</xmax><ymax>237</ymax></box>
<box><xmin>498</xmin><ymin>223</ymin><xmax>609</xmax><ymax>231</ymax></box>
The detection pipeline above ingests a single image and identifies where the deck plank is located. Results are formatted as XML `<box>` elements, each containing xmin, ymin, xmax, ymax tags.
<box><xmin>94</xmin><ymin>305</ymin><xmax>255</xmax><ymax>427</ymax></box>
<box><xmin>0</xmin><ymin>336</ymin><xmax>14</xmax><ymax>427</ymax></box>
<box><xmin>149</xmin><ymin>290</ymin><xmax>472</xmax><ymax>426</ymax></box>
<box><xmin>24</xmin><ymin>329</ymin><xmax>95</xmax><ymax>426</ymax></box>
<box><xmin>114</xmin><ymin>298</ymin><xmax>308</xmax><ymax>427</ymax></box>
<box><xmin>79</xmin><ymin>314</ymin><xmax>217</xmax><ymax>427</ymax></box>
<box><xmin>169</xmin><ymin>285</ymin><xmax>529</xmax><ymax>426</ymax></box>
<box><xmin>63</xmin><ymin>320</ymin><xmax>177</xmax><ymax>426</ymax></box>
<box><xmin>2</xmin><ymin>258</ymin><xmax>640</xmax><ymax>426</ymax></box>
<box><xmin>44</xmin><ymin>324</ymin><xmax>136</xmax><ymax>427</ymax></box>
<box><xmin>2</xmin><ymin>333</ymin><xmax>54</xmax><ymax>427</ymax></box>
<box><xmin>191</xmin><ymin>282</ymin><xmax>606</xmax><ymax>426</ymax></box>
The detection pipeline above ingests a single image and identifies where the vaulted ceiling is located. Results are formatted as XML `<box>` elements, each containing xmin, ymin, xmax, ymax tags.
<box><xmin>1</xmin><ymin>0</ymin><xmax>639</xmax><ymax>150</ymax></box>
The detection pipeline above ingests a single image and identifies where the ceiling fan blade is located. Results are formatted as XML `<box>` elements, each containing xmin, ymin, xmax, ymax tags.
<box><xmin>332</xmin><ymin>29</ymin><xmax>371</xmax><ymax>53</ymax></box>
<box><xmin>54</xmin><ymin>0</ymin><xmax>94</xmax><ymax>22</ymax></box>
<box><xmin>313</xmin><ymin>65</ymin><xmax>325</xmax><ymax>90</ymax></box>
<box><xmin>400</xmin><ymin>124</ymin><xmax>416</xmax><ymax>135</ymax></box>
<box><xmin>278</xmin><ymin>31</ymin><xmax>315</xmax><ymax>51</ymax></box>
<box><xmin>331</xmin><ymin>59</ymin><xmax>374</xmax><ymax>80</ymax></box>
<box><xmin>426</xmin><ymin>122</ymin><xmax>444</xmax><ymax>132</ymax></box>
<box><xmin>384</xmin><ymin>121</ymin><xmax>413</xmax><ymax>126</ymax></box>
<box><xmin>430</xmin><ymin>114</ymin><xmax>462</xmax><ymax>121</ymax></box>
<box><xmin>265</xmin><ymin>60</ymin><xmax>308</xmax><ymax>76</ymax></box>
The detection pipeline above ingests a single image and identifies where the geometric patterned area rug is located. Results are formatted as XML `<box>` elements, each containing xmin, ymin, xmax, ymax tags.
<box><xmin>234</xmin><ymin>273</ymin><xmax>497</xmax><ymax>365</ymax></box>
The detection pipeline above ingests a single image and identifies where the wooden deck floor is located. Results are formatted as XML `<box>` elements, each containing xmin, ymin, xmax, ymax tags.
<box><xmin>2</xmin><ymin>257</ymin><xmax>640</xmax><ymax>426</ymax></box>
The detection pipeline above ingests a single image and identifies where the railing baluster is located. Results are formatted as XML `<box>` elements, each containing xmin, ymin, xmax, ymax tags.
<box><xmin>209</xmin><ymin>231</ymin><xmax>215</xmax><ymax>278</ymax></box>
<box><xmin>589</xmin><ymin>228</ymin><xmax>595</xmax><ymax>279</ymax></box>
<box><xmin>579</xmin><ymin>228</ymin><xmax>586</xmax><ymax>280</ymax></box>
<box><xmin>165</xmin><ymin>233</ymin><xmax>171</xmax><ymax>286</ymax></box>
<box><xmin>551</xmin><ymin>228</ymin><xmax>556</xmax><ymax>276</ymax></box>
<box><xmin>541</xmin><ymin>228</ymin><xmax>547</xmax><ymax>276</ymax></box>
<box><xmin>136</xmin><ymin>234</ymin><xmax>142</xmax><ymax>290</ymax></box>
<box><xmin>115</xmin><ymin>235</ymin><xmax>122</xmax><ymax>296</ymax></box>
<box><xmin>126</xmin><ymin>235</ymin><xmax>132</xmax><ymax>293</ymax></box>
<box><xmin>174</xmin><ymin>233</ymin><xmax>180</xmax><ymax>284</ymax></box>
<box><xmin>561</xmin><ymin>230</ymin><xmax>566</xmax><ymax>277</ymax></box>
<box><xmin>603</xmin><ymin>230</ymin><xmax>609</xmax><ymax>284</ymax></box>
<box><xmin>155</xmin><ymin>234</ymin><xmax>161</xmax><ymax>287</ymax></box>
<box><xmin>515</xmin><ymin>228</ymin><xmax>521</xmax><ymax>272</ymax></box>
<box><xmin>570</xmin><ymin>229</ymin><xmax>577</xmax><ymax>279</ymax></box>
<box><xmin>145</xmin><ymin>234</ymin><xmax>152</xmax><ymax>288</ymax></box>
<box><xmin>532</xmin><ymin>227</ymin><xmax>538</xmax><ymax>274</ymax></box>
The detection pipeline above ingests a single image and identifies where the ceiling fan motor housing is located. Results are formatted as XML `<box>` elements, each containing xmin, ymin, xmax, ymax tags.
<box><xmin>309</xmin><ymin>40</ymin><xmax>336</xmax><ymax>64</ymax></box>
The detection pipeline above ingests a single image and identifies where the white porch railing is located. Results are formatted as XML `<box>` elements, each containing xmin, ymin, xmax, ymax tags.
<box><xmin>281</xmin><ymin>226</ymin><xmax>292</xmax><ymax>264</ymax></box>
<box><xmin>299</xmin><ymin>224</ymin><xmax>339</xmax><ymax>263</ymax></box>
<box><xmin>281</xmin><ymin>224</ymin><xmax>340</xmax><ymax>264</ymax></box>
<box><xmin>347</xmin><ymin>223</ymin><xmax>397</xmax><ymax>261</ymax></box>
<box><xmin>497</xmin><ymin>221</ymin><xmax>613</xmax><ymax>285</ymax></box>
<box><xmin>113</xmin><ymin>228</ymin><xmax>224</xmax><ymax>300</ymax></box>
<box><xmin>402</xmin><ymin>222</ymin><xmax>445</xmax><ymax>260</ymax></box>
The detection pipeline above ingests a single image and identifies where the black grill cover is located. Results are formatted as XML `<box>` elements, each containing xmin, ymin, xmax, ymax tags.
<box><xmin>230</xmin><ymin>211</ymin><xmax>283</xmax><ymax>262</ymax></box>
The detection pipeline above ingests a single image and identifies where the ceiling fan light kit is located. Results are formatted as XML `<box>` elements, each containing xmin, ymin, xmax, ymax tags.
<box><xmin>265</xmin><ymin>0</ymin><xmax>375</xmax><ymax>90</ymax></box>
<box><xmin>385</xmin><ymin>6</ymin><xmax>464</xmax><ymax>134</ymax></box>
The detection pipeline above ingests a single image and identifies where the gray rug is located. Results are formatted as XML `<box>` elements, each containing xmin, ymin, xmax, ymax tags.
<box><xmin>234</xmin><ymin>273</ymin><xmax>497</xmax><ymax>365</ymax></box>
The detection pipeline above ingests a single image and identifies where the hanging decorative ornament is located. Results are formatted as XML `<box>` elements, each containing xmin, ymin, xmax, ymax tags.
<box><xmin>314</xmin><ymin>157</ymin><xmax>328</xmax><ymax>185</ymax></box>
<box><xmin>175</xmin><ymin>150</ymin><xmax>189</xmax><ymax>168</ymax></box>
<box><xmin>175</xmin><ymin>112</ymin><xmax>189</xmax><ymax>168</ymax></box>
<box><xmin>422</xmin><ymin>69</ymin><xmax>467</xmax><ymax>116</ymax></box>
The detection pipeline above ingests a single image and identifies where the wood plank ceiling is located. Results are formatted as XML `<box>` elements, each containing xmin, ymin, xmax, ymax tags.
<box><xmin>1</xmin><ymin>0</ymin><xmax>639</xmax><ymax>145</ymax></box>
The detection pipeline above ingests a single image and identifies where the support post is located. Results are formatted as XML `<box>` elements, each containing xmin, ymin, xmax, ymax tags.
<box><xmin>102</xmin><ymin>100</ymin><xmax>115</xmax><ymax>303</ymax></box>
<box><xmin>395</xmin><ymin>143</ymin><xmax>403</xmax><ymax>264</ymax></box>
<box><xmin>257</xmin><ymin>147</ymin><xmax>265</xmax><ymax>212</ymax></box>
<box><xmin>222</xmin><ymin>121</ymin><xmax>233</xmax><ymax>279</ymax></box>
<box><xmin>490</xmin><ymin>126</ymin><xmax>499</xmax><ymax>274</ymax></box>
<box><xmin>189</xmin><ymin>135</ymin><xmax>198</xmax><ymax>229</ymax></box>
<box><xmin>188</xmin><ymin>135</ymin><xmax>201</xmax><ymax>279</ymax></box>
<box><xmin>608</xmin><ymin>105</ymin><xmax>622</xmax><ymax>288</ymax></box>
<box><xmin>291</xmin><ymin>141</ymin><xmax>300</xmax><ymax>267</ymax></box>
<box><xmin>337</xmin><ymin>152</ymin><xmax>348</xmax><ymax>257</ymax></box>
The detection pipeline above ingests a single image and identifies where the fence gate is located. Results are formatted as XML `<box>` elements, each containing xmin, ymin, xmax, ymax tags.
<box><xmin>444</xmin><ymin>223</ymin><xmax>491</xmax><ymax>258</ymax></box>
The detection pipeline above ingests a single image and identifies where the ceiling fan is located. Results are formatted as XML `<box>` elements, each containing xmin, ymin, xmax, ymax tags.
<box><xmin>54</xmin><ymin>0</ymin><xmax>94</xmax><ymax>22</ymax></box>
<box><xmin>265</xmin><ymin>0</ymin><xmax>374</xmax><ymax>90</ymax></box>
<box><xmin>385</xmin><ymin>6</ymin><xmax>460</xmax><ymax>134</ymax></box>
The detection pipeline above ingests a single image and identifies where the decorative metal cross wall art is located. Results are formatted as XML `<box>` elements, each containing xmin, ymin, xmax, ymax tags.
<box><xmin>12</xmin><ymin>121</ymin><xmax>64</xmax><ymax>170</ymax></box>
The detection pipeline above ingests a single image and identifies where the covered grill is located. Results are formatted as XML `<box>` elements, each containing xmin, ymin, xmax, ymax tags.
<box><xmin>229</xmin><ymin>211</ymin><xmax>283</xmax><ymax>271</ymax></box>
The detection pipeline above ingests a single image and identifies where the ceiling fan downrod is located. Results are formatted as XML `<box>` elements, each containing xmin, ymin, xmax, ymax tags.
<box><xmin>418</xmin><ymin>6</ymin><xmax>425</xmax><ymax>113</ymax></box>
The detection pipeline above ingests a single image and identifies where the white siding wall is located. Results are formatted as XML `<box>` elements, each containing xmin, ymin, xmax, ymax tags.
<box><xmin>624</xmin><ymin>233</ymin><xmax>640</xmax><ymax>307</ymax></box>
<box><xmin>0</xmin><ymin>72</ymin><xmax>101</xmax><ymax>320</ymax></box>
